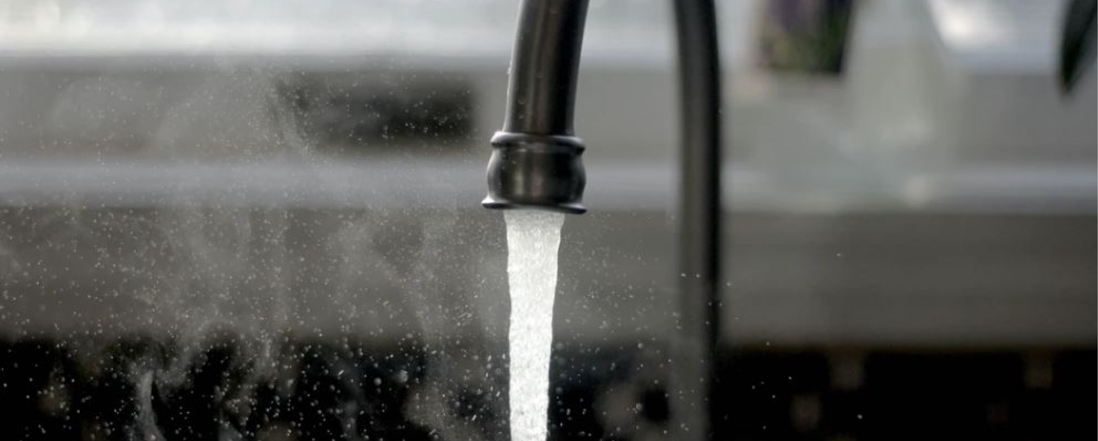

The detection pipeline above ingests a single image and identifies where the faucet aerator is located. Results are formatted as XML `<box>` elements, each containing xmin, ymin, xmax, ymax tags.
<box><xmin>482</xmin><ymin>131</ymin><xmax>587</xmax><ymax>214</ymax></box>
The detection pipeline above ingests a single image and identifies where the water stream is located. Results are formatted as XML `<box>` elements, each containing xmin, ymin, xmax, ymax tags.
<box><xmin>504</xmin><ymin>210</ymin><xmax>565</xmax><ymax>441</ymax></box>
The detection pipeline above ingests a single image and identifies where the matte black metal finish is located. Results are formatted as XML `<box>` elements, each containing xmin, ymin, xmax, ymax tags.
<box><xmin>502</xmin><ymin>0</ymin><xmax>590</xmax><ymax>135</ymax></box>
<box><xmin>483</xmin><ymin>131</ymin><xmax>587</xmax><ymax>214</ymax></box>
<box><xmin>483</xmin><ymin>0</ymin><xmax>591</xmax><ymax>213</ymax></box>
<box><xmin>671</xmin><ymin>0</ymin><xmax>724</xmax><ymax>439</ymax></box>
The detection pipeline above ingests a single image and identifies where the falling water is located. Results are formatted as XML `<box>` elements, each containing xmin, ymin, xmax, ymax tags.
<box><xmin>504</xmin><ymin>210</ymin><xmax>565</xmax><ymax>441</ymax></box>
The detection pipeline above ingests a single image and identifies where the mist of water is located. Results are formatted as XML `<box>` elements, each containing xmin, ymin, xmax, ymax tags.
<box><xmin>0</xmin><ymin>66</ymin><xmax>509</xmax><ymax>439</ymax></box>
<box><xmin>503</xmin><ymin>210</ymin><xmax>565</xmax><ymax>441</ymax></box>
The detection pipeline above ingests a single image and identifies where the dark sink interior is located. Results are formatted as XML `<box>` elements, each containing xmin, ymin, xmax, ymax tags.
<box><xmin>2</xmin><ymin>335</ymin><xmax>1092</xmax><ymax>440</ymax></box>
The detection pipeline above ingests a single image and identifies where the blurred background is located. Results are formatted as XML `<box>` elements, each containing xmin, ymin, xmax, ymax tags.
<box><xmin>0</xmin><ymin>0</ymin><xmax>1093</xmax><ymax>440</ymax></box>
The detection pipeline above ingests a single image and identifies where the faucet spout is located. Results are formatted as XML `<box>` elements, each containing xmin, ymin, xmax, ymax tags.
<box><xmin>482</xmin><ymin>0</ymin><xmax>590</xmax><ymax>214</ymax></box>
<box><xmin>484</xmin><ymin>0</ymin><xmax>724</xmax><ymax>438</ymax></box>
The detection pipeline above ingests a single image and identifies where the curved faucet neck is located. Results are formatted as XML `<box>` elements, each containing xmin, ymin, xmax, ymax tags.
<box><xmin>502</xmin><ymin>0</ymin><xmax>590</xmax><ymax>136</ymax></box>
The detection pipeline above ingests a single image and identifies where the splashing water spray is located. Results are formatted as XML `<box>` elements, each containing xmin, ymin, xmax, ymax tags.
<box><xmin>481</xmin><ymin>0</ymin><xmax>588</xmax><ymax>438</ymax></box>
<box><xmin>502</xmin><ymin>211</ymin><xmax>565</xmax><ymax>441</ymax></box>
